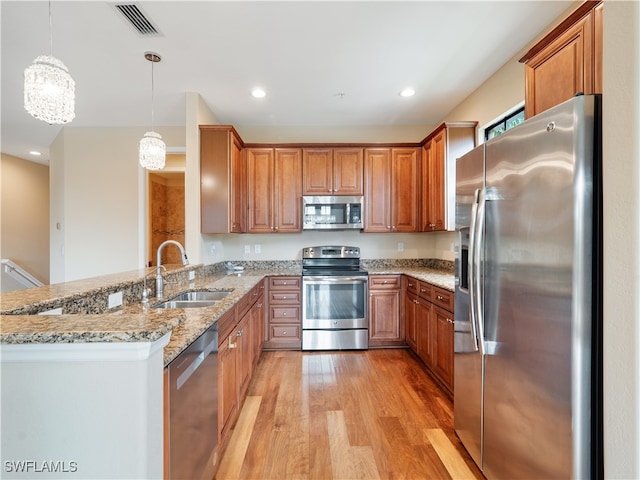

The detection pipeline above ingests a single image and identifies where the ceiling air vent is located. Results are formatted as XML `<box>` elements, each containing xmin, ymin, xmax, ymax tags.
<box><xmin>114</xmin><ymin>3</ymin><xmax>161</xmax><ymax>36</ymax></box>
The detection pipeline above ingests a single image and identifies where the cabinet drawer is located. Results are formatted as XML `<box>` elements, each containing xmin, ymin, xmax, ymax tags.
<box><xmin>269</xmin><ymin>291</ymin><xmax>301</xmax><ymax>304</ymax></box>
<box><xmin>418</xmin><ymin>281</ymin><xmax>433</xmax><ymax>301</ymax></box>
<box><xmin>433</xmin><ymin>286</ymin><xmax>454</xmax><ymax>312</ymax></box>
<box><xmin>369</xmin><ymin>275</ymin><xmax>401</xmax><ymax>290</ymax></box>
<box><xmin>217</xmin><ymin>308</ymin><xmax>237</xmax><ymax>345</ymax></box>
<box><xmin>405</xmin><ymin>276</ymin><xmax>418</xmax><ymax>295</ymax></box>
<box><xmin>270</xmin><ymin>306</ymin><xmax>300</xmax><ymax>322</ymax></box>
<box><xmin>271</xmin><ymin>325</ymin><xmax>300</xmax><ymax>339</ymax></box>
<box><xmin>269</xmin><ymin>277</ymin><xmax>301</xmax><ymax>290</ymax></box>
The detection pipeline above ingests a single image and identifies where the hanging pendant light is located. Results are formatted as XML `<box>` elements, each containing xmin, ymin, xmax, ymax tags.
<box><xmin>139</xmin><ymin>51</ymin><xmax>165</xmax><ymax>170</ymax></box>
<box><xmin>23</xmin><ymin>0</ymin><xmax>75</xmax><ymax>125</ymax></box>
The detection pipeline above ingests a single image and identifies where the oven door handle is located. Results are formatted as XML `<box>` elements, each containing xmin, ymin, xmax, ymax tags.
<box><xmin>303</xmin><ymin>276</ymin><xmax>368</xmax><ymax>284</ymax></box>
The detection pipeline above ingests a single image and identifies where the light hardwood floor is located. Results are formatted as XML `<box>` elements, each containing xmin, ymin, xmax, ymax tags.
<box><xmin>215</xmin><ymin>349</ymin><xmax>485</xmax><ymax>480</ymax></box>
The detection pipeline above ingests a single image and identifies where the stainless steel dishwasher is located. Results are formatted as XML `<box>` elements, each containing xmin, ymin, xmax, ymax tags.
<box><xmin>166</xmin><ymin>322</ymin><xmax>218</xmax><ymax>480</ymax></box>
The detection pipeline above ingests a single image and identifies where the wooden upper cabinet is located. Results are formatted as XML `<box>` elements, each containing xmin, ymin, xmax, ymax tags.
<box><xmin>247</xmin><ymin>147</ymin><xmax>302</xmax><ymax>233</ymax></box>
<box><xmin>302</xmin><ymin>148</ymin><xmax>363</xmax><ymax>195</ymax></box>
<box><xmin>200</xmin><ymin>126</ymin><xmax>245</xmax><ymax>233</ymax></box>
<box><xmin>391</xmin><ymin>148</ymin><xmax>419</xmax><ymax>232</ymax></box>
<box><xmin>364</xmin><ymin>147</ymin><xmax>419</xmax><ymax>233</ymax></box>
<box><xmin>421</xmin><ymin>129</ymin><xmax>446</xmax><ymax>231</ymax></box>
<box><xmin>274</xmin><ymin>148</ymin><xmax>303</xmax><ymax>232</ymax></box>
<box><xmin>364</xmin><ymin>148</ymin><xmax>392</xmax><ymax>232</ymax></box>
<box><xmin>420</xmin><ymin>123</ymin><xmax>476</xmax><ymax>232</ymax></box>
<box><xmin>519</xmin><ymin>0</ymin><xmax>603</xmax><ymax>118</ymax></box>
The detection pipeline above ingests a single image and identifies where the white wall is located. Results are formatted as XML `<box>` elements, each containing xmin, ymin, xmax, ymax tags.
<box><xmin>185</xmin><ymin>92</ymin><xmax>219</xmax><ymax>266</ymax></box>
<box><xmin>602</xmin><ymin>1</ymin><xmax>640</xmax><ymax>477</ymax></box>
<box><xmin>202</xmin><ymin>230</ymin><xmax>454</xmax><ymax>263</ymax></box>
<box><xmin>0</xmin><ymin>154</ymin><xmax>50</xmax><ymax>291</ymax></box>
<box><xmin>50</xmin><ymin>127</ymin><xmax>184</xmax><ymax>283</ymax></box>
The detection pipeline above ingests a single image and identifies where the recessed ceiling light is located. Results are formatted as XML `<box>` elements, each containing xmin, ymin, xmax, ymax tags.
<box><xmin>29</xmin><ymin>151</ymin><xmax>42</xmax><ymax>156</ymax></box>
<box><xmin>400</xmin><ymin>88</ymin><xmax>415</xmax><ymax>97</ymax></box>
<box><xmin>251</xmin><ymin>88</ymin><xmax>266</xmax><ymax>98</ymax></box>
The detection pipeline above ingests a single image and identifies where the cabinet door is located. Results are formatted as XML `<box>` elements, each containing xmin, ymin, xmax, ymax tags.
<box><xmin>404</xmin><ymin>290</ymin><xmax>418</xmax><ymax>351</ymax></box>
<box><xmin>364</xmin><ymin>148</ymin><xmax>391</xmax><ymax>232</ymax></box>
<box><xmin>524</xmin><ymin>12</ymin><xmax>594</xmax><ymax>118</ymax></box>
<box><xmin>230</xmin><ymin>134</ymin><xmax>245</xmax><ymax>233</ymax></box>
<box><xmin>219</xmin><ymin>335</ymin><xmax>238</xmax><ymax>441</ymax></box>
<box><xmin>334</xmin><ymin>148</ymin><xmax>364</xmax><ymax>195</ymax></box>
<box><xmin>369</xmin><ymin>289</ymin><xmax>402</xmax><ymax>347</ymax></box>
<box><xmin>302</xmin><ymin>148</ymin><xmax>333</xmax><ymax>195</ymax></box>
<box><xmin>274</xmin><ymin>148</ymin><xmax>302</xmax><ymax>232</ymax></box>
<box><xmin>391</xmin><ymin>148</ymin><xmax>419</xmax><ymax>232</ymax></box>
<box><xmin>416</xmin><ymin>299</ymin><xmax>433</xmax><ymax>367</ymax></box>
<box><xmin>251</xmin><ymin>291</ymin><xmax>265</xmax><ymax>367</ymax></box>
<box><xmin>247</xmin><ymin>148</ymin><xmax>274</xmax><ymax>233</ymax></box>
<box><xmin>237</xmin><ymin>314</ymin><xmax>252</xmax><ymax>400</ymax></box>
<box><xmin>422</xmin><ymin>130</ymin><xmax>446</xmax><ymax>231</ymax></box>
<box><xmin>432</xmin><ymin>306</ymin><xmax>454</xmax><ymax>391</ymax></box>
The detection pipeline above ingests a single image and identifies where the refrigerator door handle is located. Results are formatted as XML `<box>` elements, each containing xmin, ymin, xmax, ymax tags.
<box><xmin>468</xmin><ymin>188</ymin><xmax>483</xmax><ymax>354</ymax></box>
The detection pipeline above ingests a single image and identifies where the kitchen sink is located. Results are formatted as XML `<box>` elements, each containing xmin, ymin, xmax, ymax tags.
<box><xmin>153</xmin><ymin>290</ymin><xmax>231</xmax><ymax>309</ymax></box>
<box><xmin>170</xmin><ymin>290</ymin><xmax>231</xmax><ymax>302</ymax></box>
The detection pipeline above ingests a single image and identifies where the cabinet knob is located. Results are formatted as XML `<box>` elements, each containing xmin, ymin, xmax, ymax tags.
<box><xmin>282</xmin><ymin>296</ymin><xmax>287</xmax><ymax>299</ymax></box>
<box><xmin>408</xmin><ymin>283</ymin><xmax>413</xmax><ymax>287</ymax></box>
<box><xmin>283</xmin><ymin>331</ymin><xmax>287</xmax><ymax>335</ymax></box>
<box><xmin>282</xmin><ymin>312</ymin><xmax>287</xmax><ymax>316</ymax></box>
<box><xmin>383</xmin><ymin>280</ymin><xmax>388</xmax><ymax>284</ymax></box>
<box><xmin>257</xmin><ymin>303</ymin><xmax>262</xmax><ymax>308</ymax></box>
<box><xmin>283</xmin><ymin>282</ymin><xmax>288</xmax><ymax>285</ymax></box>
<box><xmin>387</xmin><ymin>226</ymin><xmax>391</xmax><ymax>230</ymax></box>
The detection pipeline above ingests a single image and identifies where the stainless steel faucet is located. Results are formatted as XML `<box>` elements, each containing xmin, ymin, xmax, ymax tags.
<box><xmin>155</xmin><ymin>240</ymin><xmax>189</xmax><ymax>298</ymax></box>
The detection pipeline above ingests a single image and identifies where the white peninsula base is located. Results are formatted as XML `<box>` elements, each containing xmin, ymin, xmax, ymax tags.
<box><xmin>0</xmin><ymin>333</ymin><xmax>170</xmax><ymax>480</ymax></box>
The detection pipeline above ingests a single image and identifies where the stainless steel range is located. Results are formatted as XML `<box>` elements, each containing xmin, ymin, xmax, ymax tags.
<box><xmin>301</xmin><ymin>246</ymin><xmax>368</xmax><ymax>350</ymax></box>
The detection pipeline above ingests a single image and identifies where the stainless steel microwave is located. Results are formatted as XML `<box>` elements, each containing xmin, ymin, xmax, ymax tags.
<box><xmin>302</xmin><ymin>196</ymin><xmax>363</xmax><ymax>230</ymax></box>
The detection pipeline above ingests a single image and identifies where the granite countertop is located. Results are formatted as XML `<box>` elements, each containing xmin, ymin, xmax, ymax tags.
<box><xmin>0</xmin><ymin>262</ymin><xmax>452</xmax><ymax>366</ymax></box>
<box><xmin>367</xmin><ymin>267</ymin><xmax>454</xmax><ymax>291</ymax></box>
<box><xmin>0</xmin><ymin>267</ymin><xmax>301</xmax><ymax>366</ymax></box>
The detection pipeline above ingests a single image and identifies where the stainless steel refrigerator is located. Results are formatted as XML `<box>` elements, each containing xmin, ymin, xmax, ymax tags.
<box><xmin>454</xmin><ymin>94</ymin><xmax>602</xmax><ymax>479</ymax></box>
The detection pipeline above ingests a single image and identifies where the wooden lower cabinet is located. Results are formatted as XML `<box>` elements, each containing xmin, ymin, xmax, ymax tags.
<box><xmin>403</xmin><ymin>276</ymin><xmax>454</xmax><ymax>395</ymax></box>
<box><xmin>218</xmin><ymin>281</ymin><xmax>266</xmax><ymax>456</ymax></box>
<box><xmin>432</xmin><ymin>306</ymin><xmax>454</xmax><ymax>390</ymax></box>
<box><xmin>368</xmin><ymin>275</ymin><xmax>404</xmax><ymax>347</ymax></box>
<box><xmin>218</xmin><ymin>309</ymin><xmax>239</xmax><ymax>443</ymax></box>
<box><xmin>263</xmin><ymin>276</ymin><xmax>302</xmax><ymax>350</ymax></box>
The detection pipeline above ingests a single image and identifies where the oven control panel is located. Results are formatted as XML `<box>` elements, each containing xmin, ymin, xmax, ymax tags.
<box><xmin>303</xmin><ymin>246</ymin><xmax>360</xmax><ymax>259</ymax></box>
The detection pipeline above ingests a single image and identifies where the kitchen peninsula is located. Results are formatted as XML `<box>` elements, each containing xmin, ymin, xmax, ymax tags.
<box><xmin>0</xmin><ymin>259</ymin><xmax>453</xmax><ymax>478</ymax></box>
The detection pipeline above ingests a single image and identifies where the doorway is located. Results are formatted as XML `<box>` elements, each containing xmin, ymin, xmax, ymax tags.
<box><xmin>147</xmin><ymin>155</ymin><xmax>185</xmax><ymax>267</ymax></box>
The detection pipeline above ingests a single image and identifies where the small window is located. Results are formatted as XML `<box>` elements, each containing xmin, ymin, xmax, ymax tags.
<box><xmin>484</xmin><ymin>106</ymin><xmax>525</xmax><ymax>141</ymax></box>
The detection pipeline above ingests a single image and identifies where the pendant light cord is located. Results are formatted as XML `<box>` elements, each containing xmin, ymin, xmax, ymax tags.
<box><xmin>48</xmin><ymin>0</ymin><xmax>53</xmax><ymax>56</ymax></box>
<box><xmin>150</xmin><ymin>58</ymin><xmax>155</xmax><ymax>130</ymax></box>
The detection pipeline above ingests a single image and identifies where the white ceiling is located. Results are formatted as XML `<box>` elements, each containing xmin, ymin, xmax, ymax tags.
<box><xmin>1</xmin><ymin>1</ymin><xmax>573</xmax><ymax>163</ymax></box>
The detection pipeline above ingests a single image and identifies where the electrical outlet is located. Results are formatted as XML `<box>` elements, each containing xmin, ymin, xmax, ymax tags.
<box><xmin>244</xmin><ymin>245</ymin><xmax>251</xmax><ymax>254</ymax></box>
<box><xmin>188</xmin><ymin>270</ymin><xmax>195</xmax><ymax>281</ymax></box>
<box><xmin>254</xmin><ymin>244</ymin><xmax>262</xmax><ymax>254</ymax></box>
<box><xmin>397</xmin><ymin>242</ymin><xmax>404</xmax><ymax>252</ymax></box>
<box><xmin>210</xmin><ymin>244</ymin><xmax>216</xmax><ymax>254</ymax></box>
<box><xmin>108</xmin><ymin>291</ymin><xmax>123</xmax><ymax>309</ymax></box>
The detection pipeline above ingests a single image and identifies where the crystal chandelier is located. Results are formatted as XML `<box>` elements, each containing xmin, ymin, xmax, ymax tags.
<box><xmin>23</xmin><ymin>1</ymin><xmax>75</xmax><ymax>125</ymax></box>
<box><xmin>139</xmin><ymin>52</ymin><xmax>165</xmax><ymax>170</ymax></box>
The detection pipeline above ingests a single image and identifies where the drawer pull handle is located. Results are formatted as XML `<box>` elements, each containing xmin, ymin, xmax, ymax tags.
<box><xmin>421</xmin><ymin>289</ymin><xmax>426</xmax><ymax>293</ymax></box>
<box><xmin>437</xmin><ymin>295</ymin><xmax>444</xmax><ymax>300</ymax></box>
<box><xmin>228</xmin><ymin>337</ymin><xmax>237</xmax><ymax>349</ymax></box>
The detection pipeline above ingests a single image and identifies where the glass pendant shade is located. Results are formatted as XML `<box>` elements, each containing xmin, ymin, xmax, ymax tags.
<box><xmin>139</xmin><ymin>131</ymin><xmax>166</xmax><ymax>170</ymax></box>
<box><xmin>24</xmin><ymin>55</ymin><xmax>76</xmax><ymax>124</ymax></box>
